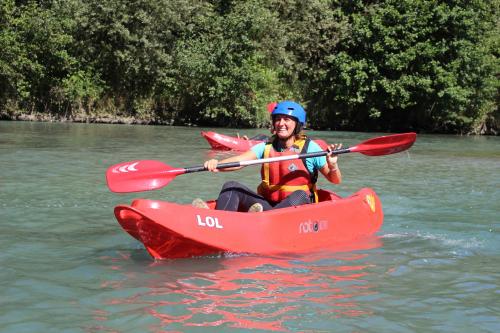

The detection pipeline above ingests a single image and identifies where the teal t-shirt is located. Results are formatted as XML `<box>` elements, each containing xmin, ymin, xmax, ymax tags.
<box><xmin>251</xmin><ymin>140</ymin><xmax>326</xmax><ymax>174</ymax></box>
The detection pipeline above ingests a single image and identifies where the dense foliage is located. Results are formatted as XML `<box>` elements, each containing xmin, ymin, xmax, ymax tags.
<box><xmin>0</xmin><ymin>0</ymin><xmax>498</xmax><ymax>134</ymax></box>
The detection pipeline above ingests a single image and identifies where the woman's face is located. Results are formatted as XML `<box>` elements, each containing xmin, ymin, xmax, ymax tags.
<box><xmin>272</xmin><ymin>115</ymin><xmax>297</xmax><ymax>139</ymax></box>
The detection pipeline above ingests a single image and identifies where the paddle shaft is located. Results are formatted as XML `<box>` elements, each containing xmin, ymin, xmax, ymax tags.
<box><xmin>182</xmin><ymin>148</ymin><xmax>350</xmax><ymax>173</ymax></box>
<box><xmin>106</xmin><ymin>132</ymin><xmax>415</xmax><ymax>193</ymax></box>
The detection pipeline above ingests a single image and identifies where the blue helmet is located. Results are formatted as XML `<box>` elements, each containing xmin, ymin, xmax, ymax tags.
<box><xmin>271</xmin><ymin>101</ymin><xmax>306</xmax><ymax>125</ymax></box>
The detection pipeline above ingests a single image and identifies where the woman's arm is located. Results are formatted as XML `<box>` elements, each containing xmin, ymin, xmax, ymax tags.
<box><xmin>319</xmin><ymin>143</ymin><xmax>342</xmax><ymax>184</ymax></box>
<box><xmin>203</xmin><ymin>149</ymin><xmax>258</xmax><ymax>172</ymax></box>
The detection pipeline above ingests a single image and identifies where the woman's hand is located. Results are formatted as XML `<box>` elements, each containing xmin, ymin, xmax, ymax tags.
<box><xmin>202</xmin><ymin>149</ymin><xmax>258</xmax><ymax>173</ymax></box>
<box><xmin>204</xmin><ymin>159</ymin><xmax>219</xmax><ymax>172</ymax></box>
<box><xmin>327</xmin><ymin>143</ymin><xmax>342</xmax><ymax>167</ymax></box>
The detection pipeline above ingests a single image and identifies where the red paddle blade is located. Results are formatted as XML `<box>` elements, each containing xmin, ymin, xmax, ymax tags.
<box><xmin>350</xmin><ymin>132</ymin><xmax>417</xmax><ymax>156</ymax></box>
<box><xmin>106</xmin><ymin>160</ymin><xmax>185</xmax><ymax>193</ymax></box>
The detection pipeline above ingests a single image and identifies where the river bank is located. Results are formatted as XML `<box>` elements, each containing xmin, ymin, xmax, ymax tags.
<box><xmin>0</xmin><ymin>110</ymin><xmax>175</xmax><ymax>126</ymax></box>
<box><xmin>1</xmin><ymin>109</ymin><xmax>499</xmax><ymax>135</ymax></box>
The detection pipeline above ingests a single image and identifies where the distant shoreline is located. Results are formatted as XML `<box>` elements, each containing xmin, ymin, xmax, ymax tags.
<box><xmin>2</xmin><ymin>111</ymin><xmax>498</xmax><ymax>135</ymax></box>
<box><xmin>0</xmin><ymin>111</ymin><xmax>179</xmax><ymax>126</ymax></box>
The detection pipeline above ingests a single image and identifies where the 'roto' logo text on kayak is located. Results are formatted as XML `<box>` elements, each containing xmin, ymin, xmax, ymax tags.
<box><xmin>299</xmin><ymin>220</ymin><xmax>328</xmax><ymax>234</ymax></box>
<box><xmin>196</xmin><ymin>215</ymin><xmax>223</xmax><ymax>229</ymax></box>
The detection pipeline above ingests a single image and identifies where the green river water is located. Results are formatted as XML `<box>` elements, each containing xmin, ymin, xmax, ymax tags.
<box><xmin>0</xmin><ymin>121</ymin><xmax>499</xmax><ymax>332</ymax></box>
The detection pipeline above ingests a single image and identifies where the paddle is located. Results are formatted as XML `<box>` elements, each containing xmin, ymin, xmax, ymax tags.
<box><xmin>106</xmin><ymin>132</ymin><xmax>416</xmax><ymax>193</ymax></box>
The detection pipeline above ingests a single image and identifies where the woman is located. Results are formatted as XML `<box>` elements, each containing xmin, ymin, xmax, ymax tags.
<box><xmin>193</xmin><ymin>101</ymin><xmax>342</xmax><ymax>212</ymax></box>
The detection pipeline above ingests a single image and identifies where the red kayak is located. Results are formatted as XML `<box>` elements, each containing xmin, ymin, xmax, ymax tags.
<box><xmin>114</xmin><ymin>188</ymin><xmax>383</xmax><ymax>259</ymax></box>
<box><xmin>201</xmin><ymin>131</ymin><xmax>330</xmax><ymax>151</ymax></box>
<box><xmin>201</xmin><ymin>131</ymin><xmax>265</xmax><ymax>151</ymax></box>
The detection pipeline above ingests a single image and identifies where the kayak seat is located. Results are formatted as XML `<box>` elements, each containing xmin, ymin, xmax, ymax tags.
<box><xmin>193</xmin><ymin>190</ymin><xmax>339</xmax><ymax>213</ymax></box>
<box><xmin>317</xmin><ymin>189</ymin><xmax>342</xmax><ymax>202</ymax></box>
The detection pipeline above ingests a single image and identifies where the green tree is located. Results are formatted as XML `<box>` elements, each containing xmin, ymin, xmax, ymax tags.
<box><xmin>268</xmin><ymin>0</ymin><xmax>350</xmax><ymax>126</ymax></box>
<box><xmin>310</xmin><ymin>0</ymin><xmax>499</xmax><ymax>133</ymax></box>
<box><xmin>0</xmin><ymin>0</ymin><xmax>78</xmax><ymax>115</ymax></box>
<box><xmin>171</xmin><ymin>0</ymin><xmax>286</xmax><ymax>126</ymax></box>
<box><xmin>0</xmin><ymin>0</ymin><xmax>497</xmax><ymax>133</ymax></box>
<box><xmin>0</xmin><ymin>0</ymin><xmax>22</xmax><ymax>112</ymax></box>
<box><xmin>72</xmin><ymin>0</ymin><xmax>210</xmax><ymax>117</ymax></box>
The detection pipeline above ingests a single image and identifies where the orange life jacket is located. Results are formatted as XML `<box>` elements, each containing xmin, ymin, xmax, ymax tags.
<box><xmin>257</xmin><ymin>137</ymin><xmax>318</xmax><ymax>203</ymax></box>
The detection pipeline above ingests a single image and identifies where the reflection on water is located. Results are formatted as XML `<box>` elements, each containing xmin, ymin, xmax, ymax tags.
<box><xmin>205</xmin><ymin>149</ymin><xmax>239</xmax><ymax>160</ymax></box>
<box><xmin>97</xmin><ymin>239</ymin><xmax>382</xmax><ymax>332</ymax></box>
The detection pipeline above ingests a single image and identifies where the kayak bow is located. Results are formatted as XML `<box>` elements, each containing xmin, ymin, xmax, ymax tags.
<box><xmin>201</xmin><ymin>131</ymin><xmax>264</xmax><ymax>151</ymax></box>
